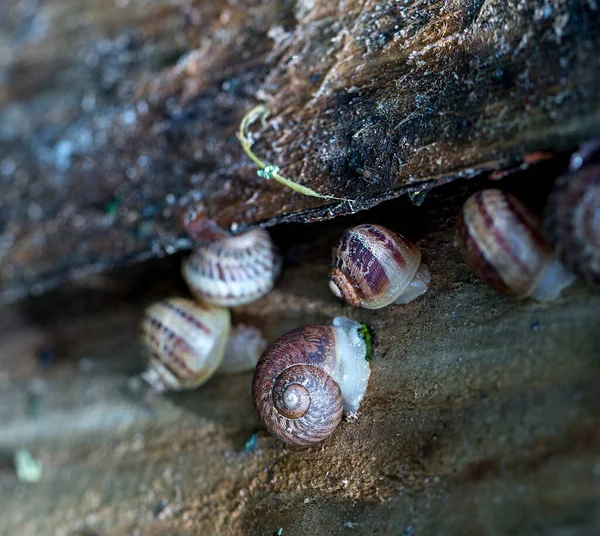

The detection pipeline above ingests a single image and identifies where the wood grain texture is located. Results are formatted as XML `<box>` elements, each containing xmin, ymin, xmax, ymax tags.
<box><xmin>1</xmin><ymin>0</ymin><xmax>599</xmax><ymax>302</ymax></box>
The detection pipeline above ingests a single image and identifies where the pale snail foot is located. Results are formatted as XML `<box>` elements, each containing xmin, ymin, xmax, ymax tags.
<box><xmin>393</xmin><ymin>262</ymin><xmax>431</xmax><ymax>305</ymax></box>
<box><xmin>330</xmin><ymin>316</ymin><xmax>371</xmax><ymax>414</ymax></box>
<box><xmin>218</xmin><ymin>324</ymin><xmax>268</xmax><ymax>374</ymax></box>
<box><xmin>141</xmin><ymin>367</ymin><xmax>170</xmax><ymax>393</ymax></box>
<box><xmin>529</xmin><ymin>257</ymin><xmax>576</xmax><ymax>301</ymax></box>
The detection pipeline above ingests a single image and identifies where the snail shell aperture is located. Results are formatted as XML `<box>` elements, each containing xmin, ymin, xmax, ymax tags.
<box><xmin>252</xmin><ymin>317</ymin><xmax>372</xmax><ymax>446</ymax></box>
<box><xmin>457</xmin><ymin>189</ymin><xmax>575</xmax><ymax>301</ymax></box>
<box><xmin>182</xmin><ymin>228</ymin><xmax>282</xmax><ymax>307</ymax></box>
<box><xmin>329</xmin><ymin>224</ymin><xmax>430</xmax><ymax>309</ymax></box>
<box><xmin>141</xmin><ymin>297</ymin><xmax>231</xmax><ymax>391</ymax></box>
<box><xmin>545</xmin><ymin>160</ymin><xmax>600</xmax><ymax>285</ymax></box>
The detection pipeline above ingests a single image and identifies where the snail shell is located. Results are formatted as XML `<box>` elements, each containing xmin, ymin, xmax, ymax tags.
<box><xmin>141</xmin><ymin>297</ymin><xmax>230</xmax><ymax>391</ymax></box>
<box><xmin>252</xmin><ymin>317</ymin><xmax>371</xmax><ymax>446</ymax></box>
<box><xmin>457</xmin><ymin>189</ymin><xmax>575</xmax><ymax>301</ymax></box>
<box><xmin>545</xmin><ymin>162</ymin><xmax>600</xmax><ymax>285</ymax></box>
<box><xmin>329</xmin><ymin>224</ymin><xmax>430</xmax><ymax>309</ymax></box>
<box><xmin>182</xmin><ymin>228</ymin><xmax>281</xmax><ymax>307</ymax></box>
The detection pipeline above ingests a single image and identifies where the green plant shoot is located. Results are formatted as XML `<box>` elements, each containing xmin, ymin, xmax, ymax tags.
<box><xmin>238</xmin><ymin>105</ymin><xmax>347</xmax><ymax>202</ymax></box>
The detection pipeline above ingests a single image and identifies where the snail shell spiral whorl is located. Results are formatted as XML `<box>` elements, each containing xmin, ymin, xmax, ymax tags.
<box><xmin>252</xmin><ymin>326</ymin><xmax>343</xmax><ymax>446</ymax></box>
<box><xmin>182</xmin><ymin>228</ymin><xmax>281</xmax><ymax>307</ymax></box>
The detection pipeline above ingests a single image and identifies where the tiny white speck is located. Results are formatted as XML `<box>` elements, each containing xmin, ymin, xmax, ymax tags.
<box><xmin>122</xmin><ymin>108</ymin><xmax>137</xmax><ymax>126</ymax></box>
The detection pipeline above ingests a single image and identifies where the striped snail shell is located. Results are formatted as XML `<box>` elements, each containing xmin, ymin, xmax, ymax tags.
<box><xmin>544</xmin><ymin>143</ymin><xmax>600</xmax><ymax>285</ymax></box>
<box><xmin>252</xmin><ymin>317</ymin><xmax>372</xmax><ymax>446</ymax></box>
<box><xmin>329</xmin><ymin>224</ymin><xmax>430</xmax><ymax>309</ymax></box>
<box><xmin>141</xmin><ymin>297</ymin><xmax>230</xmax><ymax>391</ymax></box>
<box><xmin>457</xmin><ymin>189</ymin><xmax>575</xmax><ymax>301</ymax></box>
<box><xmin>182</xmin><ymin>228</ymin><xmax>281</xmax><ymax>307</ymax></box>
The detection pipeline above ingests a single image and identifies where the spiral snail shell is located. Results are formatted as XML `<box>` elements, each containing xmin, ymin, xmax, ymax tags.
<box><xmin>141</xmin><ymin>297</ymin><xmax>231</xmax><ymax>391</ymax></box>
<box><xmin>457</xmin><ymin>189</ymin><xmax>575</xmax><ymax>301</ymax></box>
<box><xmin>329</xmin><ymin>224</ymin><xmax>430</xmax><ymax>309</ymax></box>
<box><xmin>252</xmin><ymin>317</ymin><xmax>372</xmax><ymax>446</ymax></box>
<box><xmin>544</xmin><ymin>142</ymin><xmax>600</xmax><ymax>285</ymax></box>
<box><xmin>182</xmin><ymin>228</ymin><xmax>281</xmax><ymax>307</ymax></box>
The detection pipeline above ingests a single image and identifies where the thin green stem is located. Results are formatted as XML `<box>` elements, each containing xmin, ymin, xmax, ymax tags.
<box><xmin>238</xmin><ymin>105</ymin><xmax>348</xmax><ymax>202</ymax></box>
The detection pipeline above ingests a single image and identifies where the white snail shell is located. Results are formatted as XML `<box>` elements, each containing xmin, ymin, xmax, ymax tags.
<box><xmin>141</xmin><ymin>297</ymin><xmax>231</xmax><ymax>391</ymax></box>
<box><xmin>329</xmin><ymin>224</ymin><xmax>430</xmax><ymax>309</ymax></box>
<box><xmin>182</xmin><ymin>228</ymin><xmax>281</xmax><ymax>307</ymax></box>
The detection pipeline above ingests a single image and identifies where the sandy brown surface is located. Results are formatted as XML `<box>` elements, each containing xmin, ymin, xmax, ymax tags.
<box><xmin>0</xmin><ymin>175</ymin><xmax>599</xmax><ymax>535</ymax></box>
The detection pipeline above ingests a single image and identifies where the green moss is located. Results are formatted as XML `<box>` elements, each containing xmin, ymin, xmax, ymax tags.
<box><xmin>359</xmin><ymin>323</ymin><xmax>373</xmax><ymax>362</ymax></box>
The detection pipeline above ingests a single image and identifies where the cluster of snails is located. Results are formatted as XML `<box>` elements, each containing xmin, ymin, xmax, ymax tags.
<box><xmin>140</xmin><ymin>209</ymin><xmax>282</xmax><ymax>393</ymax></box>
<box><xmin>140</xmin><ymin>139</ymin><xmax>599</xmax><ymax>447</ymax></box>
<box><xmin>140</xmin><ymin>208</ymin><xmax>427</xmax><ymax>445</ymax></box>
<box><xmin>457</xmin><ymin>139</ymin><xmax>600</xmax><ymax>299</ymax></box>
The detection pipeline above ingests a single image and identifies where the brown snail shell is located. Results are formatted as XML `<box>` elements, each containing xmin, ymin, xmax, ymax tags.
<box><xmin>141</xmin><ymin>298</ymin><xmax>230</xmax><ymax>391</ymax></box>
<box><xmin>182</xmin><ymin>228</ymin><xmax>281</xmax><ymax>307</ymax></box>
<box><xmin>545</xmin><ymin>162</ymin><xmax>600</xmax><ymax>285</ymax></box>
<box><xmin>252</xmin><ymin>317</ymin><xmax>371</xmax><ymax>446</ymax></box>
<box><xmin>329</xmin><ymin>224</ymin><xmax>430</xmax><ymax>309</ymax></box>
<box><xmin>457</xmin><ymin>189</ymin><xmax>575</xmax><ymax>301</ymax></box>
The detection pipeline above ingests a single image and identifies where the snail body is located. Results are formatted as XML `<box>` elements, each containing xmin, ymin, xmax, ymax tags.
<box><xmin>182</xmin><ymin>228</ymin><xmax>281</xmax><ymax>307</ymax></box>
<box><xmin>219</xmin><ymin>324</ymin><xmax>268</xmax><ymax>374</ymax></box>
<box><xmin>457</xmin><ymin>189</ymin><xmax>575</xmax><ymax>301</ymax></box>
<box><xmin>329</xmin><ymin>224</ymin><xmax>430</xmax><ymax>309</ymax></box>
<box><xmin>252</xmin><ymin>317</ymin><xmax>371</xmax><ymax>446</ymax></box>
<box><xmin>141</xmin><ymin>298</ymin><xmax>231</xmax><ymax>391</ymax></box>
<box><xmin>545</xmin><ymin>145</ymin><xmax>600</xmax><ymax>284</ymax></box>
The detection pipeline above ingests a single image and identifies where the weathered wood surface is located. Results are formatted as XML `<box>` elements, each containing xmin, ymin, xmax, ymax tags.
<box><xmin>0</xmin><ymin>177</ymin><xmax>599</xmax><ymax>535</ymax></box>
<box><xmin>1</xmin><ymin>0</ymin><xmax>599</xmax><ymax>302</ymax></box>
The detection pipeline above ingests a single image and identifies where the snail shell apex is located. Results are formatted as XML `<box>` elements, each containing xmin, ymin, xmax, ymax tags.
<box><xmin>330</xmin><ymin>224</ymin><xmax>428</xmax><ymax>309</ymax></box>
<box><xmin>252</xmin><ymin>317</ymin><xmax>370</xmax><ymax>446</ymax></box>
<box><xmin>545</xmin><ymin>163</ymin><xmax>600</xmax><ymax>284</ymax></box>
<box><xmin>457</xmin><ymin>189</ymin><xmax>575</xmax><ymax>301</ymax></box>
<box><xmin>141</xmin><ymin>298</ymin><xmax>230</xmax><ymax>391</ymax></box>
<box><xmin>182</xmin><ymin>228</ymin><xmax>281</xmax><ymax>307</ymax></box>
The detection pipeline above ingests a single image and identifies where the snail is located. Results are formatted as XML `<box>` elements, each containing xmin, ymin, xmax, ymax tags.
<box><xmin>329</xmin><ymin>224</ymin><xmax>430</xmax><ymax>309</ymax></box>
<box><xmin>141</xmin><ymin>298</ymin><xmax>231</xmax><ymax>391</ymax></box>
<box><xmin>544</xmin><ymin>140</ymin><xmax>600</xmax><ymax>285</ymax></box>
<box><xmin>182</xmin><ymin>228</ymin><xmax>282</xmax><ymax>307</ymax></box>
<box><xmin>141</xmin><ymin>298</ymin><xmax>268</xmax><ymax>391</ymax></box>
<box><xmin>457</xmin><ymin>189</ymin><xmax>575</xmax><ymax>301</ymax></box>
<box><xmin>252</xmin><ymin>316</ymin><xmax>372</xmax><ymax>446</ymax></box>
